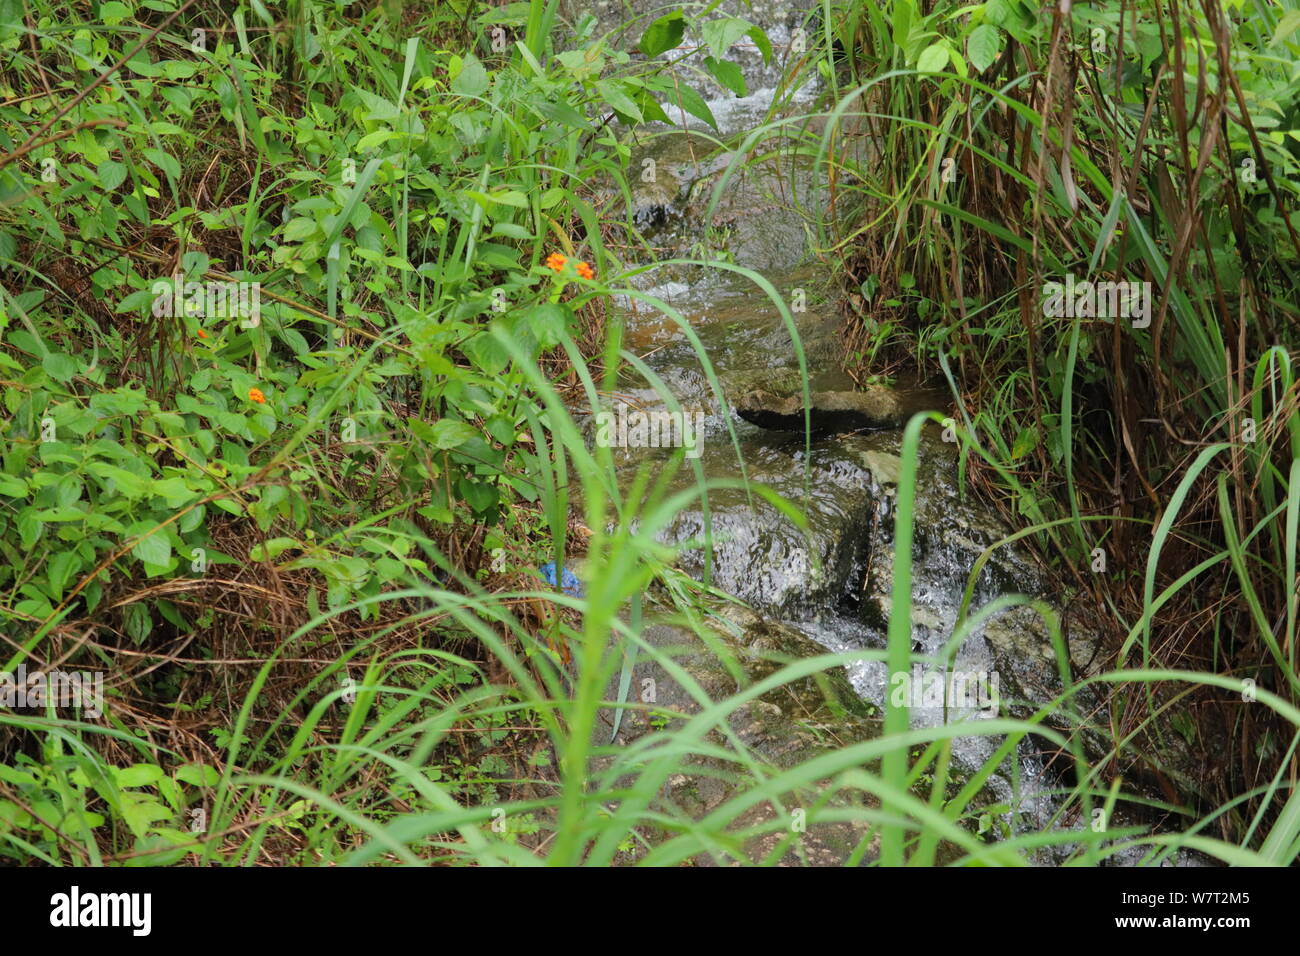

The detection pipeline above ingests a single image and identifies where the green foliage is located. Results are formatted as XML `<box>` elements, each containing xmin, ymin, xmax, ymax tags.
<box><xmin>2</xmin><ymin>0</ymin><xmax>1295</xmax><ymax>868</ymax></box>
<box><xmin>823</xmin><ymin>0</ymin><xmax>1300</xmax><ymax>855</ymax></box>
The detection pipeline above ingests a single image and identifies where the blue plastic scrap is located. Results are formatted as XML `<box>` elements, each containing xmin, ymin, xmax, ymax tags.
<box><xmin>538</xmin><ymin>562</ymin><xmax>583</xmax><ymax>598</ymax></box>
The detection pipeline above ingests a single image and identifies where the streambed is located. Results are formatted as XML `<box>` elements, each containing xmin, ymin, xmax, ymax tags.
<box><xmin>566</xmin><ymin>0</ymin><xmax>1202</xmax><ymax>865</ymax></box>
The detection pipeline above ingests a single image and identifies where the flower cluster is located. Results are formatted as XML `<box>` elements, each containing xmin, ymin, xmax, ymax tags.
<box><xmin>545</xmin><ymin>252</ymin><xmax>594</xmax><ymax>280</ymax></box>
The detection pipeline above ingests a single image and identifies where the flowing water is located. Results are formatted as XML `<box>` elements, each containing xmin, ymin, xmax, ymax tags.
<box><xmin>568</xmin><ymin>0</ymin><xmax>1199</xmax><ymax>864</ymax></box>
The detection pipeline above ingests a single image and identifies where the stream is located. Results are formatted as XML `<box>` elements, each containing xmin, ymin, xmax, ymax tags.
<box><xmin>567</xmin><ymin>0</ymin><xmax>1201</xmax><ymax>865</ymax></box>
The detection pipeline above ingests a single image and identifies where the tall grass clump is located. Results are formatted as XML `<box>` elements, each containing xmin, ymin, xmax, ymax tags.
<box><xmin>815</xmin><ymin>0</ymin><xmax>1300</xmax><ymax>849</ymax></box>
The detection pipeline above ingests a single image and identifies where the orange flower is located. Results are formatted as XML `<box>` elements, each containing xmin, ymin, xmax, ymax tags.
<box><xmin>248</xmin><ymin>387</ymin><xmax>266</xmax><ymax>404</ymax></box>
<box><xmin>545</xmin><ymin>252</ymin><xmax>568</xmax><ymax>272</ymax></box>
<box><xmin>197</xmin><ymin>329</ymin><xmax>209</xmax><ymax>339</ymax></box>
<box><xmin>575</xmin><ymin>261</ymin><xmax>594</xmax><ymax>280</ymax></box>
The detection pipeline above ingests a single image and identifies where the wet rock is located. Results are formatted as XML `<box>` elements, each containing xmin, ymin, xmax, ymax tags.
<box><xmin>645</xmin><ymin>436</ymin><xmax>880</xmax><ymax>612</ymax></box>
<box><xmin>630</xmin><ymin>164</ymin><xmax>686</xmax><ymax>228</ymax></box>
<box><xmin>734</xmin><ymin>386</ymin><xmax>905</xmax><ymax>433</ymax></box>
<box><xmin>619</xmin><ymin>290</ymin><xmax>847</xmax><ymax>414</ymax></box>
<box><xmin>787</xmin><ymin>428</ymin><xmax>1219</xmax><ymax>859</ymax></box>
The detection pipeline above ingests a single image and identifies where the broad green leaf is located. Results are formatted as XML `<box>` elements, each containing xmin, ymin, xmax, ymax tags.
<box><xmin>523</xmin><ymin>303</ymin><xmax>569</xmax><ymax>349</ymax></box>
<box><xmin>639</xmin><ymin>11</ymin><xmax>685</xmax><ymax>57</ymax></box>
<box><xmin>355</xmin><ymin>88</ymin><xmax>399</xmax><ymax>121</ymax></box>
<box><xmin>700</xmin><ymin>17</ymin><xmax>753</xmax><ymax>59</ymax></box>
<box><xmin>451</xmin><ymin>54</ymin><xmax>489</xmax><ymax>96</ymax></box>
<box><xmin>175</xmin><ymin>764</ymin><xmax>220</xmax><ymax>787</ymax></box>
<box><xmin>596</xmin><ymin>79</ymin><xmax>643</xmax><ymax>123</ymax></box>
<box><xmin>89</xmin><ymin>463</ymin><xmax>151</xmax><ymax>499</ymax></box>
<box><xmin>151</xmin><ymin>476</ymin><xmax>197</xmax><ymax>507</ymax></box>
<box><xmin>46</xmin><ymin>551</ymin><xmax>80</xmax><ymax>598</ymax></box>
<box><xmin>917</xmin><ymin>42</ymin><xmax>950</xmax><ymax>73</ymax></box>
<box><xmin>704</xmin><ymin>56</ymin><xmax>747</xmax><ymax>97</ymax></box>
<box><xmin>1011</xmin><ymin>425</ymin><xmax>1039</xmax><ymax>460</ymax></box>
<box><xmin>459</xmin><ymin>477</ymin><xmax>498</xmax><ymax>513</ymax></box>
<box><xmin>119</xmin><ymin>792</ymin><xmax>171</xmax><ymax>838</ymax></box>
<box><xmin>428</xmin><ymin>419</ymin><xmax>479</xmax><ymax>449</ymax></box>
<box><xmin>464</xmin><ymin>331</ymin><xmax>511</xmax><ymax>376</ymax></box>
<box><xmin>98</xmin><ymin>160</ymin><xmax>128</xmax><ymax>190</ymax></box>
<box><xmin>284</xmin><ymin>216</ymin><xmax>319</xmax><ymax>241</ymax></box>
<box><xmin>18</xmin><ymin>510</ymin><xmax>41</xmax><ymax>550</ymax></box>
<box><xmin>142</xmin><ymin>147</ymin><xmax>181</xmax><ymax>182</ymax></box>
<box><xmin>966</xmin><ymin>24</ymin><xmax>1001</xmax><ymax>73</ymax></box>
<box><xmin>487</xmin><ymin>188</ymin><xmax>529</xmax><ymax>208</ymax></box>
<box><xmin>664</xmin><ymin>82</ymin><xmax>717</xmax><ymax>130</ymax></box>
<box><xmin>131</xmin><ymin>528</ymin><xmax>172</xmax><ymax>567</ymax></box>
<box><xmin>116</xmin><ymin>764</ymin><xmax>165</xmax><ymax>788</ymax></box>
<box><xmin>42</xmin><ymin>352</ymin><xmax>77</xmax><ymax>383</ymax></box>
